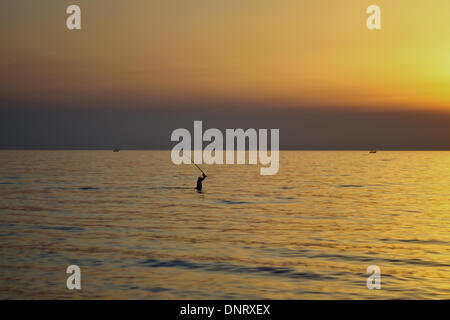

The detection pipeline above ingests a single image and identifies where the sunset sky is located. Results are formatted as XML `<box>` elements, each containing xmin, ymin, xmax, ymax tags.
<box><xmin>1</xmin><ymin>1</ymin><xmax>450</xmax><ymax>149</ymax></box>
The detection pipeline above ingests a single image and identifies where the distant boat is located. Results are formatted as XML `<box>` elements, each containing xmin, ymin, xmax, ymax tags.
<box><xmin>369</xmin><ymin>149</ymin><xmax>377</xmax><ymax>154</ymax></box>
<box><xmin>113</xmin><ymin>148</ymin><xmax>120</xmax><ymax>152</ymax></box>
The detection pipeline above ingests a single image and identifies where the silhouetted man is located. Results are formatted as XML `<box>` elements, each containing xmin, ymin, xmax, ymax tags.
<box><xmin>196</xmin><ymin>173</ymin><xmax>207</xmax><ymax>192</ymax></box>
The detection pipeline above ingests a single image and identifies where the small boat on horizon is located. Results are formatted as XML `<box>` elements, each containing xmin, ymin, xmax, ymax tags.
<box><xmin>369</xmin><ymin>149</ymin><xmax>377</xmax><ymax>154</ymax></box>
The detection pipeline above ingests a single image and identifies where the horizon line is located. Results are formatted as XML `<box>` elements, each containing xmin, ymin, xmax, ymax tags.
<box><xmin>1</xmin><ymin>149</ymin><xmax>450</xmax><ymax>152</ymax></box>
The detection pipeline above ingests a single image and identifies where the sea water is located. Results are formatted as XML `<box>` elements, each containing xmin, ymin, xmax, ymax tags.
<box><xmin>0</xmin><ymin>151</ymin><xmax>449</xmax><ymax>299</ymax></box>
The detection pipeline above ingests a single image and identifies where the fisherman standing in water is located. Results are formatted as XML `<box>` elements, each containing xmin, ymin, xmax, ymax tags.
<box><xmin>196</xmin><ymin>173</ymin><xmax>207</xmax><ymax>192</ymax></box>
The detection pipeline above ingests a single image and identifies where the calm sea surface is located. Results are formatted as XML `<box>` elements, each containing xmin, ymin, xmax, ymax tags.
<box><xmin>0</xmin><ymin>151</ymin><xmax>449</xmax><ymax>299</ymax></box>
